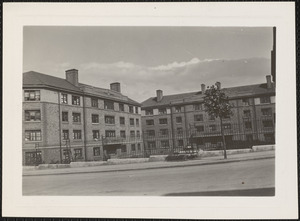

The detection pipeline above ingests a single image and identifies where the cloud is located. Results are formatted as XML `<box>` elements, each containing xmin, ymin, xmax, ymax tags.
<box><xmin>76</xmin><ymin>57</ymin><xmax>270</xmax><ymax>103</ymax></box>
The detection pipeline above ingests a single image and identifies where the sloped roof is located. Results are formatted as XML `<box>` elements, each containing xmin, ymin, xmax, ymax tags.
<box><xmin>23</xmin><ymin>71</ymin><xmax>140</xmax><ymax>105</ymax></box>
<box><xmin>141</xmin><ymin>83</ymin><xmax>275</xmax><ymax>108</ymax></box>
<box><xmin>23</xmin><ymin>71</ymin><xmax>82</xmax><ymax>93</ymax></box>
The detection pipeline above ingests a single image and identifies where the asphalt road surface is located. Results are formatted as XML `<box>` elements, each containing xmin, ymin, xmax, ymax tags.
<box><xmin>23</xmin><ymin>158</ymin><xmax>275</xmax><ymax>196</ymax></box>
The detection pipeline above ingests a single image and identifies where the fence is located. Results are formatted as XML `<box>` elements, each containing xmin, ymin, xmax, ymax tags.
<box><xmin>142</xmin><ymin>119</ymin><xmax>275</xmax><ymax>156</ymax></box>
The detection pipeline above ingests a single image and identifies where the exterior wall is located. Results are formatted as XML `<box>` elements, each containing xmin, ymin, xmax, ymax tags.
<box><xmin>141</xmin><ymin>93</ymin><xmax>275</xmax><ymax>150</ymax></box>
<box><xmin>23</xmin><ymin>87</ymin><xmax>142</xmax><ymax>165</ymax></box>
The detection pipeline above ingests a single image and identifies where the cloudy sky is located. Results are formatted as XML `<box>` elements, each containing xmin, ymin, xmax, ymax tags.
<box><xmin>23</xmin><ymin>26</ymin><xmax>273</xmax><ymax>102</ymax></box>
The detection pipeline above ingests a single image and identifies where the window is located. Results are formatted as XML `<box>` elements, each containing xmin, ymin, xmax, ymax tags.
<box><xmin>93</xmin><ymin>147</ymin><xmax>101</xmax><ymax>156</ymax></box>
<box><xmin>209</xmin><ymin>125</ymin><xmax>217</xmax><ymax>131</ymax></box>
<box><xmin>61</xmin><ymin>93</ymin><xmax>68</xmax><ymax>104</ymax></box>
<box><xmin>145</xmin><ymin>109</ymin><xmax>153</xmax><ymax>115</ymax></box>
<box><xmin>92</xmin><ymin>114</ymin><xmax>99</xmax><ymax>124</ymax></box>
<box><xmin>148</xmin><ymin>141</ymin><xmax>156</xmax><ymax>149</ymax></box>
<box><xmin>260</xmin><ymin>96</ymin><xmax>271</xmax><ymax>104</ymax></box>
<box><xmin>24</xmin><ymin>90</ymin><xmax>40</xmax><ymax>101</ymax></box>
<box><xmin>73</xmin><ymin>130</ymin><xmax>82</xmax><ymax>139</ymax></box>
<box><xmin>161</xmin><ymin>140</ymin><xmax>169</xmax><ymax>148</ymax></box>
<box><xmin>130</xmin><ymin>130</ymin><xmax>135</xmax><ymax>138</ymax></box>
<box><xmin>105</xmin><ymin>116</ymin><xmax>115</xmax><ymax>124</ymax></box>
<box><xmin>136</xmin><ymin>131</ymin><xmax>140</xmax><ymax>138</ymax></box>
<box><xmin>135</xmin><ymin>106</ymin><xmax>139</xmax><ymax>114</ymax></box>
<box><xmin>62</xmin><ymin>130</ymin><xmax>69</xmax><ymax>140</ymax></box>
<box><xmin>25</xmin><ymin>130</ymin><xmax>41</xmax><ymax>141</ymax></box>
<box><xmin>244</xmin><ymin>122</ymin><xmax>252</xmax><ymax>130</ymax></box>
<box><xmin>209</xmin><ymin>115</ymin><xmax>215</xmax><ymax>121</ymax></box>
<box><xmin>196</xmin><ymin>126</ymin><xmax>204</xmax><ymax>132</ymax></box>
<box><xmin>72</xmin><ymin>113</ymin><xmax>81</xmax><ymax>123</ymax></box>
<box><xmin>158</xmin><ymin>108</ymin><xmax>167</xmax><ymax>115</ymax></box>
<box><xmin>62</xmin><ymin>112</ymin><xmax>68</xmax><ymax>122</ymax></box>
<box><xmin>136</xmin><ymin>119</ymin><xmax>140</xmax><ymax>126</ymax></box>
<box><xmin>176</xmin><ymin>116</ymin><xmax>182</xmax><ymax>124</ymax></box>
<box><xmin>261</xmin><ymin>108</ymin><xmax>272</xmax><ymax>116</ymax></box>
<box><xmin>223</xmin><ymin>123</ymin><xmax>231</xmax><ymax>129</ymax></box>
<box><xmin>119</xmin><ymin>103</ymin><xmax>124</xmax><ymax>112</ymax></box>
<box><xmin>129</xmin><ymin>106</ymin><xmax>134</xmax><ymax>113</ymax></box>
<box><xmin>159</xmin><ymin>118</ymin><xmax>168</xmax><ymax>125</ymax></box>
<box><xmin>263</xmin><ymin>120</ymin><xmax>273</xmax><ymax>128</ymax></box>
<box><xmin>175</xmin><ymin>106</ymin><xmax>182</xmax><ymax>113</ymax></box>
<box><xmin>131</xmin><ymin>144</ymin><xmax>136</xmax><ymax>151</ymax></box>
<box><xmin>177</xmin><ymin>127</ymin><xmax>183</xmax><ymax>135</ymax></box>
<box><xmin>242</xmin><ymin>98</ymin><xmax>250</xmax><ymax>106</ymax></box>
<box><xmin>74</xmin><ymin>149</ymin><xmax>82</xmax><ymax>159</ymax></box>
<box><xmin>178</xmin><ymin>139</ymin><xmax>184</xmax><ymax>147</ymax></box>
<box><xmin>92</xmin><ymin>130</ymin><xmax>100</xmax><ymax>140</ymax></box>
<box><xmin>137</xmin><ymin>143</ymin><xmax>141</xmax><ymax>151</ymax></box>
<box><xmin>243</xmin><ymin>110</ymin><xmax>251</xmax><ymax>118</ymax></box>
<box><xmin>160</xmin><ymin>129</ymin><xmax>168</xmax><ymax>136</ymax></box>
<box><xmin>146</xmin><ymin>130</ymin><xmax>155</xmax><ymax>137</ymax></box>
<box><xmin>120</xmin><ymin>130</ymin><xmax>126</xmax><ymax>138</ymax></box>
<box><xmin>105</xmin><ymin>130</ymin><xmax>116</xmax><ymax>137</ymax></box>
<box><xmin>104</xmin><ymin>100</ymin><xmax>114</xmax><ymax>110</ymax></box>
<box><xmin>91</xmin><ymin>98</ymin><xmax>98</xmax><ymax>107</ymax></box>
<box><xmin>194</xmin><ymin>104</ymin><xmax>202</xmax><ymax>111</ymax></box>
<box><xmin>146</xmin><ymin>119</ymin><xmax>154</xmax><ymax>125</ymax></box>
<box><xmin>120</xmin><ymin>117</ymin><xmax>125</xmax><ymax>125</ymax></box>
<box><xmin>25</xmin><ymin>110</ymin><xmax>41</xmax><ymax>121</ymax></box>
<box><xmin>194</xmin><ymin>114</ymin><xmax>203</xmax><ymax>122</ymax></box>
<box><xmin>72</xmin><ymin>95</ymin><xmax>80</xmax><ymax>105</ymax></box>
<box><xmin>130</xmin><ymin>118</ymin><xmax>135</xmax><ymax>126</ymax></box>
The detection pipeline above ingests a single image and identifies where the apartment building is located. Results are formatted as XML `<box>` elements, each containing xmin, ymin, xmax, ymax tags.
<box><xmin>23</xmin><ymin>69</ymin><xmax>142</xmax><ymax>165</ymax></box>
<box><xmin>141</xmin><ymin>75</ymin><xmax>275</xmax><ymax>153</ymax></box>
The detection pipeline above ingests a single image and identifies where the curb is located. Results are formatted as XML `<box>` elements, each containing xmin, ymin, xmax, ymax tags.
<box><xmin>23</xmin><ymin>155</ymin><xmax>275</xmax><ymax>177</ymax></box>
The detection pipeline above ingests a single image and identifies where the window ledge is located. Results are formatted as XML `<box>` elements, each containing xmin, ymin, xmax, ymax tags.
<box><xmin>24</xmin><ymin>121</ymin><xmax>41</xmax><ymax>123</ymax></box>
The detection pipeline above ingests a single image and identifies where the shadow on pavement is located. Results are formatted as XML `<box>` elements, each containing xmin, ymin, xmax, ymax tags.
<box><xmin>164</xmin><ymin>187</ymin><xmax>275</xmax><ymax>196</ymax></box>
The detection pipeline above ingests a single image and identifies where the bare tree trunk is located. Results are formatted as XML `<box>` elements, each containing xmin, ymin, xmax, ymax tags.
<box><xmin>220</xmin><ymin>117</ymin><xmax>227</xmax><ymax>159</ymax></box>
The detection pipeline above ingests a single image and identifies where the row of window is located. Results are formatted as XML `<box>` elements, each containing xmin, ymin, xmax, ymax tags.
<box><xmin>144</xmin><ymin>97</ymin><xmax>272</xmax><ymax>116</ymax></box>
<box><xmin>61</xmin><ymin>112</ymin><xmax>140</xmax><ymax>126</ymax></box>
<box><xmin>144</xmin><ymin>120</ymin><xmax>274</xmax><ymax>137</ymax></box>
<box><xmin>24</xmin><ymin>90</ymin><xmax>139</xmax><ymax>113</ymax></box>
<box><xmin>145</xmin><ymin>108</ymin><xmax>273</xmax><ymax>126</ymax></box>
<box><xmin>62</xmin><ymin>129</ymin><xmax>142</xmax><ymax>141</ymax></box>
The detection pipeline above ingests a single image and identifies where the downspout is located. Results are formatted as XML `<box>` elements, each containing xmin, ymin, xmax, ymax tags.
<box><xmin>82</xmin><ymin>93</ymin><xmax>88</xmax><ymax>161</ymax></box>
<box><xmin>58</xmin><ymin>91</ymin><xmax>62</xmax><ymax>164</ymax></box>
<box><xmin>169</xmin><ymin>103</ymin><xmax>176</xmax><ymax>151</ymax></box>
<box><xmin>183</xmin><ymin>99</ymin><xmax>189</xmax><ymax>145</ymax></box>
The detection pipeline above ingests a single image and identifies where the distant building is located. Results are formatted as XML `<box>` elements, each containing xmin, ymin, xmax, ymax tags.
<box><xmin>23</xmin><ymin>69</ymin><xmax>143</xmax><ymax>165</ymax></box>
<box><xmin>141</xmin><ymin>75</ymin><xmax>275</xmax><ymax>154</ymax></box>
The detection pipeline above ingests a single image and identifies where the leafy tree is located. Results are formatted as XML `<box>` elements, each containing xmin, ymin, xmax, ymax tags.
<box><xmin>203</xmin><ymin>82</ymin><xmax>233</xmax><ymax>159</ymax></box>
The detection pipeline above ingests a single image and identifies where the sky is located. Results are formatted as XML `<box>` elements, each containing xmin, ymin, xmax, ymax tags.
<box><xmin>23</xmin><ymin>26</ymin><xmax>273</xmax><ymax>102</ymax></box>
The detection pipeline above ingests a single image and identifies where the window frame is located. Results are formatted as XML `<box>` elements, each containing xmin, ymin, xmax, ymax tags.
<box><xmin>91</xmin><ymin>114</ymin><xmax>99</xmax><ymax>124</ymax></box>
<box><xmin>73</xmin><ymin>130</ymin><xmax>82</xmax><ymax>140</ymax></box>
<box><xmin>72</xmin><ymin>112</ymin><xmax>81</xmax><ymax>123</ymax></box>
<box><xmin>72</xmin><ymin>95</ymin><xmax>81</xmax><ymax>106</ymax></box>
<box><xmin>25</xmin><ymin>130</ymin><xmax>42</xmax><ymax>141</ymax></box>
<box><xmin>105</xmin><ymin>115</ymin><xmax>115</xmax><ymax>125</ymax></box>
<box><xmin>24</xmin><ymin>90</ymin><xmax>40</xmax><ymax>101</ymax></box>
<box><xmin>25</xmin><ymin>110</ymin><xmax>41</xmax><ymax>122</ymax></box>
<box><xmin>61</xmin><ymin>93</ymin><xmax>68</xmax><ymax>104</ymax></box>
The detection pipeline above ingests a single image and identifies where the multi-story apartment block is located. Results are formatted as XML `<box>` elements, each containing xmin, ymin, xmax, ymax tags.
<box><xmin>141</xmin><ymin>75</ymin><xmax>275</xmax><ymax>154</ymax></box>
<box><xmin>23</xmin><ymin>69</ymin><xmax>143</xmax><ymax>165</ymax></box>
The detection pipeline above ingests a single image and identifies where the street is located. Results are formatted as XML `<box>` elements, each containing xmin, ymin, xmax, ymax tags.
<box><xmin>23</xmin><ymin>158</ymin><xmax>275</xmax><ymax>196</ymax></box>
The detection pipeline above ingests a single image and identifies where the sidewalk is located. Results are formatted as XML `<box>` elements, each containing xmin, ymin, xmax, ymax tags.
<box><xmin>23</xmin><ymin>150</ymin><xmax>275</xmax><ymax>177</ymax></box>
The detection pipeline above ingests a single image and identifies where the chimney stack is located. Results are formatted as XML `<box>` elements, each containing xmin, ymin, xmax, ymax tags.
<box><xmin>266</xmin><ymin>75</ymin><xmax>272</xmax><ymax>89</ymax></box>
<box><xmin>110</xmin><ymin>82</ymin><xmax>121</xmax><ymax>93</ymax></box>
<box><xmin>156</xmin><ymin>89</ymin><xmax>163</xmax><ymax>102</ymax></box>
<box><xmin>201</xmin><ymin>84</ymin><xmax>206</xmax><ymax>94</ymax></box>
<box><xmin>66</xmin><ymin>69</ymin><xmax>79</xmax><ymax>86</ymax></box>
<box><xmin>215</xmin><ymin>82</ymin><xmax>221</xmax><ymax>89</ymax></box>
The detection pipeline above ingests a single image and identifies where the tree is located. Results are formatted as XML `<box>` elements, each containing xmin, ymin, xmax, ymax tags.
<box><xmin>203</xmin><ymin>82</ymin><xmax>233</xmax><ymax>159</ymax></box>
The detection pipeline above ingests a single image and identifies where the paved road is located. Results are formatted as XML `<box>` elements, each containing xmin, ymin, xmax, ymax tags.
<box><xmin>23</xmin><ymin>158</ymin><xmax>274</xmax><ymax>196</ymax></box>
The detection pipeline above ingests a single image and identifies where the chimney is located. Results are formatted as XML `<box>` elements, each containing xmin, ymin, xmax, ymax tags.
<box><xmin>215</xmin><ymin>82</ymin><xmax>221</xmax><ymax>89</ymax></box>
<box><xmin>66</xmin><ymin>69</ymin><xmax>79</xmax><ymax>86</ymax></box>
<box><xmin>156</xmin><ymin>89</ymin><xmax>163</xmax><ymax>102</ymax></box>
<box><xmin>266</xmin><ymin>75</ymin><xmax>272</xmax><ymax>89</ymax></box>
<box><xmin>110</xmin><ymin>82</ymin><xmax>121</xmax><ymax>93</ymax></box>
<box><xmin>201</xmin><ymin>84</ymin><xmax>206</xmax><ymax>94</ymax></box>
